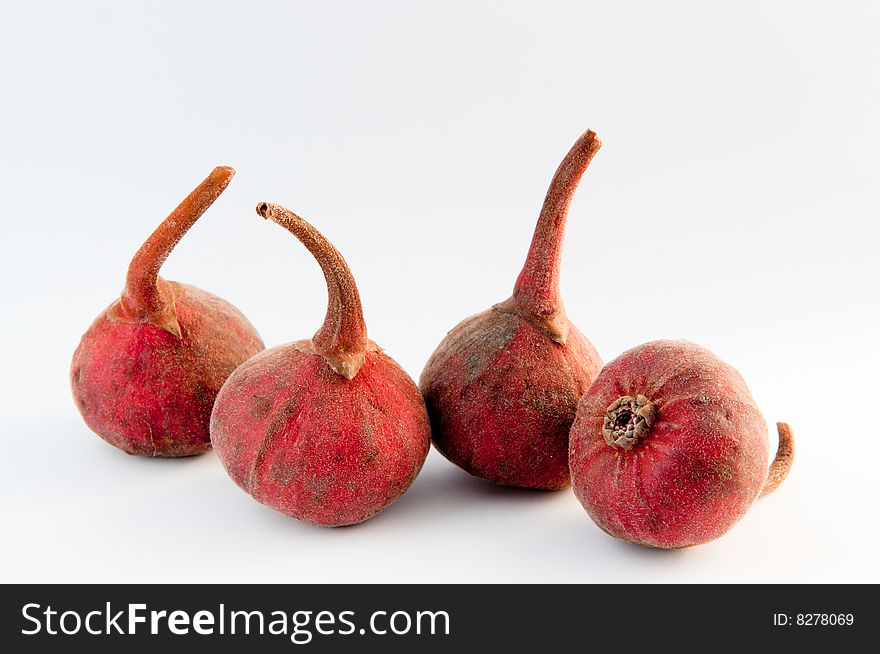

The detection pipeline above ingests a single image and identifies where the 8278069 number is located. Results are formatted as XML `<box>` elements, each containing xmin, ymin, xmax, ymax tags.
<box><xmin>797</xmin><ymin>614</ymin><xmax>853</xmax><ymax>626</ymax></box>
<box><xmin>774</xmin><ymin>613</ymin><xmax>854</xmax><ymax>626</ymax></box>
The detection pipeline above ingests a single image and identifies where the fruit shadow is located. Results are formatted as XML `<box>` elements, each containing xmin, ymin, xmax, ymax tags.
<box><xmin>550</xmin><ymin>509</ymin><xmax>693</xmax><ymax>566</ymax></box>
<box><xmin>368</xmin><ymin>452</ymin><xmax>564</xmax><ymax>528</ymax></box>
<box><xmin>41</xmin><ymin>424</ymin><xmax>212</xmax><ymax>491</ymax></box>
<box><xmin>168</xmin><ymin>453</ymin><xmax>563</xmax><ymax>538</ymax></box>
<box><xmin>79</xmin><ymin>435</ymin><xmax>693</xmax><ymax>576</ymax></box>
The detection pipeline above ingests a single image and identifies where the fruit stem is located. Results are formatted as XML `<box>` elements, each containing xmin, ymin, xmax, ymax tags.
<box><xmin>115</xmin><ymin>166</ymin><xmax>235</xmax><ymax>336</ymax></box>
<box><xmin>257</xmin><ymin>202</ymin><xmax>368</xmax><ymax>380</ymax></box>
<box><xmin>761</xmin><ymin>422</ymin><xmax>795</xmax><ymax>496</ymax></box>
<box><xmin>504</xmin><ymin>129</ymin><xmax>602</xmax><ymax>344</ymax></box>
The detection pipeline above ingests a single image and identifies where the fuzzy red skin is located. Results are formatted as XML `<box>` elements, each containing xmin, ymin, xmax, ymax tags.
<box><xmin>420</xmin><ymin>308</ymin><xmax>602</xmax><ymax>490</ymax></box>
<box><xmin>210</xmin><ymin>344</ymin><xmax>431</xmax><ymax>526</ymax></box>
<box><xmin>419</xmin><ymin>130</ymin><xmax>603</xmax><ymax>490</ymax></box>
<box><xmin>569</xmin><ymin>340</ymin><xmax>770</xmax><ymax>549</ymax></box>
<box><xmin>71</xmin><ymin>281</ymin><xmax>264</xmax><ymax>457</ymax></box>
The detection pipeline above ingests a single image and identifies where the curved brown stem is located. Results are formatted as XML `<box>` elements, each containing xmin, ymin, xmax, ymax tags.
<box><xmin>257</xmin><ymin>202</ymin><xmax>368</xmax><ymax>380</ymax></box>
<box><xmin>761</xmin><ymin>422</ymin><xmax>794</xmax><ymax>497</ymax></box>
<box><xmin>500</xmin><ymin>129</ymin><xmax>602</xmax><ymax>344</ymax></box>
<box><xmin>111</xmin><ymin>166</ymin><xmax>235</xmax><ymax>336</ymax></box>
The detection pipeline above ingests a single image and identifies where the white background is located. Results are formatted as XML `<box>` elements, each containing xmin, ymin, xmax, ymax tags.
<box><xmin>2</xmin><ymin>1</ymin><xmax>878</xmax><ymax>583</ymax></box>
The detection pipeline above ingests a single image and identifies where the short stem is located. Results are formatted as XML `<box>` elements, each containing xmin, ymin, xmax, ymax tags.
<box><xmin>117</xmin><ymin>166</ymin><xmax>235</xmax><ymax>332</ymax></box>
<box><xmin>257</xmin><ymin>202</ymin><xmax>368</xmax><ymax>380</ymax></box>
<box><xmin>761</xmin><ymin>422</ymin><xmax>795</xmax><ymax>496</ymax></box>
<box><xmin>504</xmin><ymin>129</ymin><xmax>602</xmax><ymax>343</ymax></box>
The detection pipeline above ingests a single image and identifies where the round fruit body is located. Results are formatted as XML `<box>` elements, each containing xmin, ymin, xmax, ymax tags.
<box><xmin>71</xmin><ymin>281</ymin><xmax>264</xmax><ymax>457</ymax></box>
<box><xmin>211</xmin><ymin>343</ymin><xmax>431</xmax><ymax>526</ymax></box>
<box><xmin>569</xmin><ymin>340</ymin><xmax>770</xmax><ymax>548</ymax></box>
<box><xmin>420</xmin><ymin>307</ymin><xmax>602</xmax><ymax>490</ymax></box>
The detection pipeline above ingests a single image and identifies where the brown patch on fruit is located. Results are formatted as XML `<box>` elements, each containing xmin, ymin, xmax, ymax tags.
<box><xmin>193</xmin><ymin>383</ymin><xmax>209</xmax><ymax>402</ymax></box>
<box><xmin>270</xmin><ymin>458</ymin><xmax>298</xmax><ymax>486</ymax></box>
<box><xmin>248</xmin><ymin>390</ymin><xmax>303</xmax><ymax>496</ymax></box>
<box><xmin>250</xmin><ymin>395</ymin><xmax>273</xmax><ymax>419</ymax></box>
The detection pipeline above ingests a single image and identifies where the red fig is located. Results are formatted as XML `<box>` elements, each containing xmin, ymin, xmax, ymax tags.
<box><xmin>210</xmin><ymin>203</ymin><xmax>431</xmax><ymax>526</ymax></box>
<box><xmin>569</xmin><ymin>340</ymin><xmax>795</xmax><ymax>549</ymax></box>
<box><xmin>419</xmin><ymin>130</ymin><xmax>604</xmax><ymax>489</ymax></box>
<box><xmin>70</xmin><ymin>167</ymin><xmax>264</xmax><ymax>457</ymax></box>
